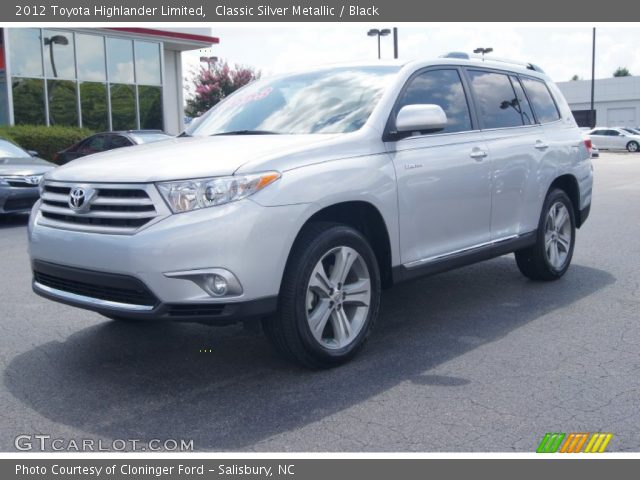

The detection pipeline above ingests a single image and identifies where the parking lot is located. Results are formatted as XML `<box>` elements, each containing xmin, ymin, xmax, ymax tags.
<box><xmin>0</xmin><ymin>152</ymin><xmax>639</xmax><ymax>452</ymax></box>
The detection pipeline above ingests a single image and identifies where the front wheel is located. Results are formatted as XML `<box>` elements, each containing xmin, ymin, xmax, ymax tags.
<box><xmin>627</xmin><ymin>141</ymin><xmax>639</xmax><ymax>153</ymax></box>
<box><xmin>515</xmin><ymin>189</ymin><xmax>576</xmax><ymax>281</ymax></box>
<box><xmin>263</xmin><ymin>222</ymin><xmax>381</xmax><ymax>369</ymax></box>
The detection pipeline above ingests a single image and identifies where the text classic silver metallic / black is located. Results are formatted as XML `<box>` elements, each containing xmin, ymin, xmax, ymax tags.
<box><xmin>28</xmin><ymin>53</ymin><xmax>593</xmax><ymax>368</ymax></box>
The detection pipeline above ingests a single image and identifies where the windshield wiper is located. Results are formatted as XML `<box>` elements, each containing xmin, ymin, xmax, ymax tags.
<box><xmin>210</xmin><ymin>130</ymin><xmax>280</xmax><ymax>136</ymax></box>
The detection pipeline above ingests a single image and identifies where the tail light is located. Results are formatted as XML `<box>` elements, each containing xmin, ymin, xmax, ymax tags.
<box><xmin>583</xmin><ymin>137</ymin><xmax>593</xmax><ymax>154</ymax></box>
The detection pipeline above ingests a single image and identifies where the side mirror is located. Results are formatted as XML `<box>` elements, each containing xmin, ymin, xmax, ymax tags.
<box><xmin>395</xmin><ymin>104</ymin><xmax>448</xmax><ymax>133</ymax></box>
<box><xmin>27</xmin><ymin>150</ymin><xmax>39</xmax><ymax>157</ymax></box>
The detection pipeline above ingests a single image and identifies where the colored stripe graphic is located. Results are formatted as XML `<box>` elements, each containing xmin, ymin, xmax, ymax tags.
<box><xmin>584</xmin><ymin>433</ymin><xmax>613</xmax><ymax>453</ymax></box>
<box><xmin>537</xmin><ymin>433</ymin><xmax>565</xmax><ymax>453</ymax></box>
<box><xmin>537</xmin><ymin>432</ymin><xmax>613</xmax><ymax>453</ymax></box>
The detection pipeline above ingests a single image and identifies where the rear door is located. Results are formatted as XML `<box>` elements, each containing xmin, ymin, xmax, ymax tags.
<box><xmin>589</xmin><ymin>129</ymin><xmax>609</xmax><ymax>149</ymax></box>
<box><xmin>466</xmin><ymin>68</ymin><xmax>546</xmax><ymax>239</ymax></box>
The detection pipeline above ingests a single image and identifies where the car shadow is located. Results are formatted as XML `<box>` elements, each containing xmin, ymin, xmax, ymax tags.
<box><xmin>0</xmin><ymin>214</ymin><xmax>29</xmax><ymax>229</ymax></box>
<box><xmin>4</xmin><ymin>258</ymin><xmax>614</xmax><ymax>451</ymax></box>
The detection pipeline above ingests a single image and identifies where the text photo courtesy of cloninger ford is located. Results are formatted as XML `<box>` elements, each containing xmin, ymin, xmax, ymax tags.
<box><xmin>0</xmin><ymin>20</ymin><xmax>639</xmax><ymax>460</ymax></box>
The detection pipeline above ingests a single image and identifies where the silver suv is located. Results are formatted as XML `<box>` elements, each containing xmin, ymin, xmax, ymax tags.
<box><xmin>29</xmin><ymin>54</ymin><xmax>593</xmax><ymax>368</ymax></box>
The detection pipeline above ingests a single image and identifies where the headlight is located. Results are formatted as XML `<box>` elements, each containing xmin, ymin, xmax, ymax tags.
<box><xmin>157</xmin><ymin>171</ymin><xmax>281</xmax><ymax>213</ymax></box>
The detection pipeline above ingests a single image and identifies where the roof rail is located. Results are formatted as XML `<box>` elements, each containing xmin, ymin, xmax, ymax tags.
<box><xmin>439</xmin><ymin>52</ymin><xmax>545</xmax><ymax>74</ymax></box>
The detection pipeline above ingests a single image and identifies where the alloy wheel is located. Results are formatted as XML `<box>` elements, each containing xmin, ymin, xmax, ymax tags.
<box><xmin>305</xmin><ymin>246</ymin><xmax>371</xmax><ymax>349</ymax></box>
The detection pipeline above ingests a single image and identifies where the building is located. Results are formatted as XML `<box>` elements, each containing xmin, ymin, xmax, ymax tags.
<box><xmin>556</xmin><ymin>76</ymin><xmax>640</xmax><ymax>128</ymax></box>
<box><xmin>0</xmin><ymin>27</ymin><xmax>219</xmax><ymax>135</ymax></box>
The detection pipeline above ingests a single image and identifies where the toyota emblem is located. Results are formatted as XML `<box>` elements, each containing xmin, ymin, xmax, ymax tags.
<box><xmin>68</xmin><ymin>186</ymin><xmax>95</xmax><ymax>212</ymax></box>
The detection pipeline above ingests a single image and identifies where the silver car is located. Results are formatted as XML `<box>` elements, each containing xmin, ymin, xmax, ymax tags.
<box><xmin>0</xmin><ymin>139</ymin><xmax>55</xmax><ymax>215</ymax></box>
<box><xmin>588</xmin><ymin>127</ymin><xmax>640</xmax><ymax>152</ymax></box>
<box><xmin>29</xmin><ymin>54</ymin><xmax>593</xmax><ymax>368</ymax></box>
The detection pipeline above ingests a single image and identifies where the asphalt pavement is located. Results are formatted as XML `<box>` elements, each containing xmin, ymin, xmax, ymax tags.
<box><xmin>1</xmin><ymin>152</ymin><xmax>638</xmax><ymax>452</ymax></box>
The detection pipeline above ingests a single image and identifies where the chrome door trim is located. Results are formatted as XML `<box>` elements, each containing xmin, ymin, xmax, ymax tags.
<box><xmin>403</xmin><ymin>234</ymin><xmax>521</xmax><ymax>269</ymax></box>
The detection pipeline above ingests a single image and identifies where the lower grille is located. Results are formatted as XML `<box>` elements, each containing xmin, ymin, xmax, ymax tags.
<box><xmin>165</xmin><ymin>304</ymin><xmax>227</xmax><ymax>317</ymax></box>
<box><xmin>33</xmin><ymin>261</ymin><xmax>157</xmax><ymax>307</ymax></box>
<box><xmin>3</xmin><ymin>196</ymin><xmax>38</xmax><ymax>211</ymax></box>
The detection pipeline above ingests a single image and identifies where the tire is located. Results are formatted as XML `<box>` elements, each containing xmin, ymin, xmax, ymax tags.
<box><xmin>263</xmin><ymin>222</ymin><xmax>381</xmax><ymax>369</ymax></box>
<box><xmin>627</xmin><ymin>141</ymin><xmax>639</xmax><ymax>153</ymax></box>
<box><xmin>515</xmin><ymin>189</ymin><xmax>576</xmax><ymax>281</ymax></box>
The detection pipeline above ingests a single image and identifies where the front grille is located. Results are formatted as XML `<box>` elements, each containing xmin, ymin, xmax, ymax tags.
<box><xmin>33</xmin><ymin>263</ymin><xmax>157</xmax><ymax>307</ymax></box>
<box><xmin>38</xmin><ymin>182</ymin><xmax>165</xmax><ymax>234</ymax></box>
<box><xmin>6</xmin><ymin>179</ymin><xmax>38</xmax><ymax>188</ymax></box>
<box><xmin>3</xmin><ymin>196</ymin><xmax>38</xmax><ymax>211</ymax></box>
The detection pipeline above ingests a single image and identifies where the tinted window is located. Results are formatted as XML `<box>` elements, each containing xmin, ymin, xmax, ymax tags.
<box><xmin>605</xmin><ymin>130</ymin><xmax>620</xmax><ymax>136</ymax></box>
<box><xmin>397</xmin><ymin>69</ymin><xmax>472</xmax><ymax>134</ymax></box>
<box><xmin>108</xmin><ymin>135</ymin><xmax>133</xmax><ymax>149</ymax></box>
<box><xmin>468</xmin><ymin>70</ymin><xmax>523</xmax><ymax>129</ymax></box>
<box><xmin>107</xmin><ymin>38</ymin><xmax>134</xmax><ymax>84</ymax></box>
<box><xmin>509</xmin><ymin>76</ymin><xmax>535</xmax><ymax>126</ymax></box>
<box><xmin>591</xmin><ymin>129</ymin><xmax>606</xmax><ymax>135</ymax></box>
<box><xmin>520</xmin><ymin>77</ymin><xmax>560</xmax><ymax>123</ymax></box>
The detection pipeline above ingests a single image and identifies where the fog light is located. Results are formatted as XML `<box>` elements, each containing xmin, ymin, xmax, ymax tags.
<box><xmin>204</xmin><ymin>274</ymin><xmax>228</xmax><ymax>296</ymax></box>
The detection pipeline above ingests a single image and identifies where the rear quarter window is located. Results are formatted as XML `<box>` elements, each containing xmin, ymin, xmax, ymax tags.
<box><xmin>520</xmin><ymin>77</ymin><xmax>561</xmax><ymax>124</ymax></box>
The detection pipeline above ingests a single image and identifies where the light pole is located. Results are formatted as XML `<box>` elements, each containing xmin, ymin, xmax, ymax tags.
<box><xmin>200</xmin><ymin>56</ymin><xmax>218</xmax><ymax>73</ymax></box>
<box><xmin>367</xmin><ymin>28</ymin><xmax>391</xmax><ymax>60</ymax></box>
<box><xmin>473</xmin><ymin>47</ymin><xmax>493</xmax><ymax>60</ymax></box>
<box><xmin>590</xmin><ymin>28</ymin><xmax>596</xmax><ymax>128</ymax></box>
<box><xmin>44</xmin><ymin>35</ymin><xmax>69</xmax><ymax>78</ymax></box>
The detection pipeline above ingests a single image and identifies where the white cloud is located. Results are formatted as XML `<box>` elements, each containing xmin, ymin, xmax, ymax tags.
<box><xmin>182</xmin><ymin>25</ymin><xmax>640</xmax><ymax>87</ymax></box>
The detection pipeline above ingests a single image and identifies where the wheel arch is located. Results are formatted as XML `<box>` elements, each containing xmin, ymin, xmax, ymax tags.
<box><xmin>286</xmin><ymin>201</ymin><xmax>394</xmax><ymax>289</ymax></box>
<box><xmin>548</xmin><ymin>174</ymin><xmax>584</xmax><ymax>228</ymax></box>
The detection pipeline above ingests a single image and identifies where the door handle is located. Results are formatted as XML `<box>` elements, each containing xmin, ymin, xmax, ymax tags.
<box><xmin>534</xmin><ymin>140</ymin><xmax>549</xmax><ymax>150</ymax></box>
<box><xmin>469</xmin><ymin>148</ymin><xmax>488</xmax><ymax>160</ymax></box>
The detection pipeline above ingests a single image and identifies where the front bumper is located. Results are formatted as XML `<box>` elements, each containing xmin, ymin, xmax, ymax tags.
<box><xmin>29</xmin><ymin>198</ymin><xmax>310</xmax><ymax>320</ymax></box>
<box><xmin>32</xmin><ymin>262</ymin><xmax>277</xmax><ymax>323</ymax></box>
<box><xmin>0</xmin><ymin>186</ymin><xmax>40</xmax><ymax>214</ymax></box>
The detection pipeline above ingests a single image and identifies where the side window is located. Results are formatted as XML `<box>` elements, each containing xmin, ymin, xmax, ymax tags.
<box><xmin>396</xmin><ymin>69</ymin><xmax>472</xmax><ymax>134</ymax></box>
<box><xmin>467</xmin><ymin>70</ymin><xmax>524</xmax><ymax>129</ymax></box>
<box><xmin>520</xmin><ymin>77</ymin><xmax>561</xmax><ymax>123</ymax></box>
<box><xmin>79</xmin><ymin>135</ymin><xmax>107</xmax><ymax>153</ymax></box>
<box><xmin>591</xmin><ymin>130</ymin><xmax>605</xmax><ymax>136</ymax></box>
<box><xmin>509</xmin><ymin>76</ymin><xmax>535</xmax><ymax>125</ymax></box>
<box><xmin>606</xmin><ymin>130</ymin><xmax>620</xmax><ymax>136</ymax></box>
<box><xmin>108</xmin><ymin>135</ymin><xmax>133</xmax><ymax>149</ymax></box>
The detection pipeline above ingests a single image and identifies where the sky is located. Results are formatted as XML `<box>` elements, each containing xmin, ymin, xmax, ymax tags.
<box><xmin>182</xmin><ymin>25</ymin><xmax>640</xmax><ymax>89</ymax></box>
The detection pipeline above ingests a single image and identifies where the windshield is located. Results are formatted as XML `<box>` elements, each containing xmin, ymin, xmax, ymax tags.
<box><xmin>0</xmin><ymin>139</ymin><xmax>30</xmax><ymax>159</ymax></box>
<box><xmin>186</xmin><ymin>66</ymin><xmax>399</xmax><ymax>136</ymax></box>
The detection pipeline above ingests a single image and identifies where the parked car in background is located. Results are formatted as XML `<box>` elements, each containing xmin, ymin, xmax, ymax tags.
<box><xmin>622</xmin><ymin>127</ymin><xmax>640</xmax><ymax>136</ymax></box>
<box><xmin>588</xmin><ymin>127</ymin><xmax>640</xmax><ymax>152</ymax></box>
<box><xmin>54</xmin><ymin>130</ymin><xmax>172</xmax><ymax>164</ymax></box>
<box><xmin>0</xmin><ymin>138</ymin><xmax>55</xmax><ymax>215</ymax></box>
<box><xmin>581</xmin><ymin>132</ymin><xmax>598</xmax><ymax>158</ymax></box>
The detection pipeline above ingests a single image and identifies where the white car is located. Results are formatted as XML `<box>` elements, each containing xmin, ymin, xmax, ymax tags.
<box><xmin>588</xmin><ymin>127</ymin><xmax>640</xmax><ymax>152</ymax></box>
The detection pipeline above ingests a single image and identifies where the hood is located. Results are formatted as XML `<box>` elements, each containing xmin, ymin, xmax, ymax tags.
<box><xmin>0</xmin><ymin>157</ymin><xmax>55</xmax><ymax>176</ymax></box>
<box><xmin>46</xmin><ymin>135</ymin><xmax>345</xmax><ymax>183</ymax></box>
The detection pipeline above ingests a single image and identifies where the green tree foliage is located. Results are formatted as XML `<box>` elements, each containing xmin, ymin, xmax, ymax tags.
<box><xmin>613</xmin><ymin>67</ymin><xmax>631</xmax><ymax>77</ymax></box>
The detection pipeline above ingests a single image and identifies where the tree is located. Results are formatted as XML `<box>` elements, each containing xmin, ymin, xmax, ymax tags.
<box><xmin>185</xmin><ymin>61</ymin><xmax>260</xmax><ymax>118</ymax></box>
<box><xmin>613</xmin><ymin>67</ymin><xmax>631</xmax><ymax>77</ymax></box>
<box><xmin>570</xmin><ymin>74</ymin><xmax>581</xmax><ymax>81</ymax></box>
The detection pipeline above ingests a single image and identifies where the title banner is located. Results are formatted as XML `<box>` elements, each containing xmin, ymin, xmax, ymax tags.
<box><xmin>2</xmin><ymin>0</ymin><xmax>637</xmax><ymax>22</ymax></box>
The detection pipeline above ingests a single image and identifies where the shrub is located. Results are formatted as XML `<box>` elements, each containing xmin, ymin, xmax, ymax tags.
<box><xmin>0</xmin><ymin>125</ymin><xmax>94</xmax><ymax>164</ymax></box>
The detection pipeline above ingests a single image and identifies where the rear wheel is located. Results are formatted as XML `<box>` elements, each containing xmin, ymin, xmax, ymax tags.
<box><xmin>263</xmin><ymin>222</ymin><xmax>381</xmax><ymax>369</ymax></box>
<box><xmin>515</xmin><ymin>189</ymin><xmax>575</xmax><ymax>281</ymax></box>
<box><xmin>627</xmin><ymin>141</ymin><xmax>639</xmax><ymax>153</ymax></box>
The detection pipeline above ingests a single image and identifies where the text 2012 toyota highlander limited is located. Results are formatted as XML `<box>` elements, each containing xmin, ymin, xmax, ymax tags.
<box><xmin>29</xmin><ymin>54</ymin><xmax>593</xmax><ymax>368</ymax></box>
